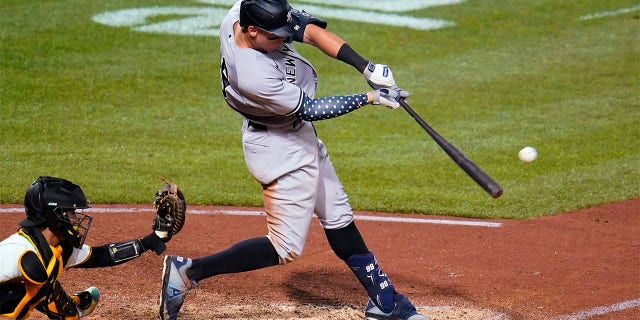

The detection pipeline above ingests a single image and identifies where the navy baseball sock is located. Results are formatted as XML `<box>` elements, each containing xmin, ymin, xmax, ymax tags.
<box><xmin>326</xmin><ymin>222</ymin><xmax>396</xmax><ymax>313</ymax></box>
<box><xmin>186</xmin><ymin>237</ymin><xmax>279</xmax><ymax>281</ymax></box>
<box><xmin>324</xmin><ymin>221</ymin><xmax>369</xmax><ymax>262</ymax></box>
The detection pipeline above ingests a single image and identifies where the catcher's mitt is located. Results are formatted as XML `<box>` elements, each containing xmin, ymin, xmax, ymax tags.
<box><xmin>153</xmin><ymin>177</ymin><xmax>186</xmax><ymax>241</ymax></box>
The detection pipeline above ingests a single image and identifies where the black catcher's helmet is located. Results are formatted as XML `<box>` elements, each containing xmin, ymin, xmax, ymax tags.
<box><xmin>21</xmin><ymin>176</ymin><xmax>92</xmax><ymax>248</ymax></box>
<box><xmin>240</xmin><ymin>0</ymin><xmax>293</xmax><ymax>38</ymax></box>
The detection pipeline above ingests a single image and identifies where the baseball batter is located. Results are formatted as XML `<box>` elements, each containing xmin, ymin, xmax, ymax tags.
<box><xmin>159</xmin><ymin>1</ymin><xmax>428</xmax><ymax>320</ymax></box>
<box><xmin>0</xmin><ymin>176</ymin><xmax>174</xmax><ymax>319</ymax></box>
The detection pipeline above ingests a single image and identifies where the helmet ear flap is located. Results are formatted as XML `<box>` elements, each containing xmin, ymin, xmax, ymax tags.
<box><xmin>22</xmin><ymin>177</ymin><xmax>49</xmax><ymax>227</ymax></box>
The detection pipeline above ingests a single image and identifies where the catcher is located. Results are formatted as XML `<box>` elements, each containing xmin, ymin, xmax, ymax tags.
<box><xmin>0</xmin><ymin>176</ymin><xmax>186</xmax><ymax>319</ymax></box>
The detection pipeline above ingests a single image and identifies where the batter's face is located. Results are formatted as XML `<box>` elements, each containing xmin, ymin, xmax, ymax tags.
<box><xmin>249</xmin><ymin>26</ymin><xmax>286</xmax><ymax>52</ymax></box>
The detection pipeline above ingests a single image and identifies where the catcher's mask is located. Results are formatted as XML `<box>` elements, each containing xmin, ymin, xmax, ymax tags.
<box><xmin>240</xmin><ymin>0</ymin><xmax>293</xmax><ymax>39</ymax></box>
<box><xmin>21</xmin><ymin>176</ymin><xmax>93</xmax><ymax>248</ymax></box>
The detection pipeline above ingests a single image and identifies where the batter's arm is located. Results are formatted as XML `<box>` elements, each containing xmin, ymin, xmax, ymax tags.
<box><xmin>301</xmin><ymin>25</ymin><xmax>369</xmax><ymax>72</ymax></box>
<box><xmin>296</xmin><ymin>89</ymin><xmax>403</xmax><ymax>121</ymax></box>
<box><xmin>290</xmin><ymin>10</ymin><xmax>367</xmax><ymax>71</ymax></box>
<box><xmin>297</xmin><ymin>93</ymin><xmax>369</xmax><ymax>121</ymax></box>
<box><xmin>301</xmin><ymin>25</ymin><xmax>394</xmax><ymax>89</ymax></box>
<box><xmin>291</xmin><ymin>7</ymin><xmax>397</xmax><ymax>88</ymax></box>
<box><xmin>301</xmin><ymin>24</ymin><xmax>345</xmax><ymax>59</ymax></box>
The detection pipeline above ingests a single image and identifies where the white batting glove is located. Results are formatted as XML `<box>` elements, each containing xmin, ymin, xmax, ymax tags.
<box><xmin>372</xmin><ymin>87</ymin><xmax>410</xmax><ymax>109</ymax></box>
<box><xmin>363</xmin><ymin>62</ymin><xmax>397</xmax><ymax>89</ymax></box>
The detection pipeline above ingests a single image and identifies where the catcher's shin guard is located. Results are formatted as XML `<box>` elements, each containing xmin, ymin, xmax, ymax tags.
<box><xmin>347</xmin><ymin>252</ymin><xmax>396</xmax><ymax>313</ymax></box>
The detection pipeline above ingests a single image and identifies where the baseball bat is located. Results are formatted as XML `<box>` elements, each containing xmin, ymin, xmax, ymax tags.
<box><xmin>399</xmin><ymin>99</ymin><xmax>503</xmax><ymax>198</ymax></box>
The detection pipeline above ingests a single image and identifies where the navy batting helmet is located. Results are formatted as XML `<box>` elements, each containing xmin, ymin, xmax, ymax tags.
<box><xmin>240</xmin><ymin>0</ymin><xmax>293</xmax><ymax>38</ymax></box>
<box><xmin>21</xmin><ymin>176</ymin><xmax>92</xmax><ymax>248</ymax></box>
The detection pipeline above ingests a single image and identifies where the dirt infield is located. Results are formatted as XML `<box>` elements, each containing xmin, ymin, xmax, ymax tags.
<box><xmin>1</xmin><ymin>199</ymin><xmax>638</xmax><ymax>319</ymax></box>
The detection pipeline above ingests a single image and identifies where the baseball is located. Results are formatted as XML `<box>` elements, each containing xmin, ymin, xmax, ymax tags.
<box><xmin>518</xmin><ymin>146</ymin><xmax>538</xmax><ymax>163</ymax></box>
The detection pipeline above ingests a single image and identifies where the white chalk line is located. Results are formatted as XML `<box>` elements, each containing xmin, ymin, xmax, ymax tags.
<box><xmin>550</xmin><ymin>298</ymin><xmax>640</xmax><ymax>320</ymax></box>
<box><xmin>0</xmin><ymin>206</ymin><xmax>502</xmax><ymax>228</ymax></box>
<box><xmin>579</xmin><ymin>5</ymin><xmax>640</xmax><ymax>20</ymax></box>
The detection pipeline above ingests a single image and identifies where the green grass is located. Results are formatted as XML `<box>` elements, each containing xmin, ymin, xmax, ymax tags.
<box><xmin>1</xmin><ymin>0</ymin><xmax>638</xmax><ymax>218</ymax></box>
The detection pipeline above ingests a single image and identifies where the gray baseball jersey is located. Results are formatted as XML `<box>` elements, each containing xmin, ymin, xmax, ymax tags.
<box><xmin>219</xmin><ymin>1</ymin><xmax>358</xmax><ymax>263</ymax></box>
<box><xmin>220</xmin><ymin>34</ymin><xmax>317</xmax><ymax>128</ymax></box>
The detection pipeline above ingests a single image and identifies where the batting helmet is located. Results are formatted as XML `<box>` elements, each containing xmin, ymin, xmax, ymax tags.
<box><xmin>21</xmin><ymin>176</ymin><xmax>92</xmax><ymax>248</ymax></box>
<box><xmin>240</xmin><ymin>0</ymin><xmax>293</xmax><ymax>38</ymax></box>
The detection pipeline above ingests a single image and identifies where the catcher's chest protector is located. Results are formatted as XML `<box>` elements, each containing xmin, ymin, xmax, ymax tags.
<box><xmin>0</xmin><ymin>230</ymin><xmax>64</xmax><ymax>319</ymax></box>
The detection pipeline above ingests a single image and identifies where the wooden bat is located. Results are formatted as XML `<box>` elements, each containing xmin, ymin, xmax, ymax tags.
<box><xmin>399</xmin><ymin>99</ymin><xmax>503</xmax><ymax>198</ymax></box>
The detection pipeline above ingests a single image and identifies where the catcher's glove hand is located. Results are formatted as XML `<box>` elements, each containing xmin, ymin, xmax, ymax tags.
<box><xmin>153</xmin><ymin>177</ymin><xmax>186</xmax><ymax>242</ymax></box>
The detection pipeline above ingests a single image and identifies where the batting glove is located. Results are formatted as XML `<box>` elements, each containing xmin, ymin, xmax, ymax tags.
<box><xmin>372</xmin><ymin>87</ymin><xmax>410</xmax><ymax>109</ymax></box>
<box><xmin>363</xmin><ymin>62</ymin><xmax>397</xmax><ymax>89</ymax></box>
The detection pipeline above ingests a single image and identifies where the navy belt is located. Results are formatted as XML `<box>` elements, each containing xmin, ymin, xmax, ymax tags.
<box><xmin>248</xmin><ymin>121</ymin><xmax>267</xmax><ymax>131</ymax></box>
<box><xmin>248</xmin><ymin>119</ymin><xmax>302</xmax><ymax>131</ymax></box>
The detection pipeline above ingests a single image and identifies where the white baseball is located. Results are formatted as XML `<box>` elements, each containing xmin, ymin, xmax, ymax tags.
<box><xmin>518</xmin><ymin>146</ymin><xmax>538</xmax><ymax>163</ymax></box>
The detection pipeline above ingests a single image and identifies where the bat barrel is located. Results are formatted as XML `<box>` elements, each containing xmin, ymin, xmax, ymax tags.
<box><xmin>399</xmin><ymin>99</ymin><xmax>503</xmax><ymax>198</ymax></box>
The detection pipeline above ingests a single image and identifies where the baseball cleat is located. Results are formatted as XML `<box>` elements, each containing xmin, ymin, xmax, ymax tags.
<box><xmin>364</xmin><ymin>293</ymin><xmax>430</xmax><ymax>320</ymax></box>
<box><xmin>159</xmin><ymin>255</ymin><xmax>197</xmax><ymax>320</ymax></box>
<box><xmin>72</xmin><ymin>286</ymin><xmax>100</xmax><ymax>317</ymax></box>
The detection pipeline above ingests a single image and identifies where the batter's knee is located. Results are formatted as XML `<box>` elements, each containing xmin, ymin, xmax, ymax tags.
<box><xmin>319</xmin><ymin>215</ymin><xmax>353</xmax><ymax>230</ymax></box>
<box><xmin>278</xmin><ymin>250</ymin><xmax>302</xmax><ymax>265</ymax></box>
<box><xmin>266</xmin><ymin>234</ymin><xmax>304</xmax><ymax>265</ymax></box>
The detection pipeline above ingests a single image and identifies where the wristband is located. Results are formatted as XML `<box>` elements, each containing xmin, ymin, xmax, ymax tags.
<box><xmin>336</xmin><ymin>43</ymin><xmax>369</xmax><ymax>73</ymax></box>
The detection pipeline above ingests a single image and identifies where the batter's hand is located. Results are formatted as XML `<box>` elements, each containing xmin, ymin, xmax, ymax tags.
<box><xmin>363</xmin><ymin>62</ymin><xmax>397</xmax><ymax>89</ymax></box>
<box><xmin>371</xmin><ymin>87</ymin><xmax>410</xmax><ymax>109</ymax></box>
